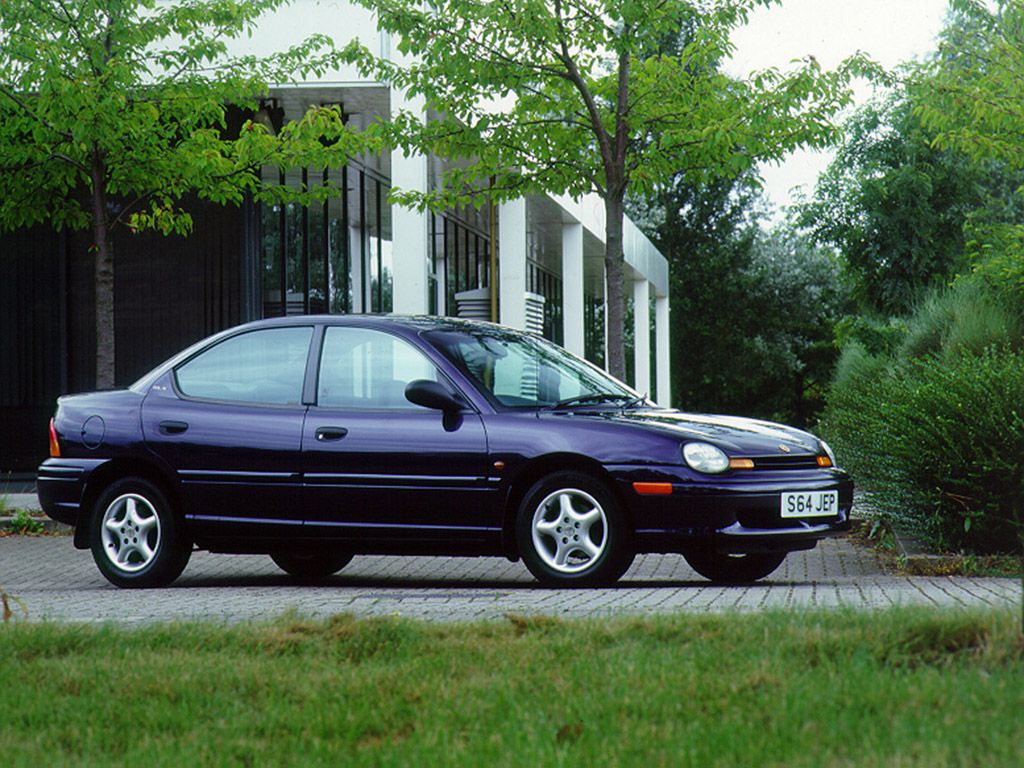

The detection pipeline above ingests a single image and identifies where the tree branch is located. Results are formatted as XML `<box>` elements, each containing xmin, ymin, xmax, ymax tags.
<box><xmin>553</xmin><ymin>0</ymin><xmax>614</xmax><ymax>170</ymax></box>
<box><xmin>0</xmin><ymin>83</ymin><xmax>76</xmax><ymax>143</ymax></box>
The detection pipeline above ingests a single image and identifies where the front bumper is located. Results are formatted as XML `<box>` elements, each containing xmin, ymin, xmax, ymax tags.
<box><xmin>608</xmin><ymin>464</ymin><xmax>854</xmax><ymax>554</ymax></box>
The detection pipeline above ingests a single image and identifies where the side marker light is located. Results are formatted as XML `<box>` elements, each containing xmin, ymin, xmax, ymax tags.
<box><xmin>633</xmin><ymin>482</ymin><xmax>673</xmax><ymax>495</ymax></box>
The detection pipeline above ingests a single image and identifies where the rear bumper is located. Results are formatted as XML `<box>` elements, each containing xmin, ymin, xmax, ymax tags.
<box><xmin>36</xmin><ymin>458</ymin><xmax>105</xmax><ymax>526</ymax></box>
<box><xmin>609</xmin><ymin>463</ymin><xmax>854</xmax><ymax>554</ymax></box>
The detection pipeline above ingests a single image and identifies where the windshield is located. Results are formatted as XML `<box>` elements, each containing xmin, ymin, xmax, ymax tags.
<box><xmin>424</xmin><ymin>326</ymin><xmax>639</xmax><ymax>408</ymax></box>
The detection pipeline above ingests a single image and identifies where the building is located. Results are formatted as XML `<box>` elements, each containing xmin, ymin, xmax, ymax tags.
<box><xmin>0</xmin><ymin>0</ymin><xmax>669</xmax><ymax>473</ymax></box>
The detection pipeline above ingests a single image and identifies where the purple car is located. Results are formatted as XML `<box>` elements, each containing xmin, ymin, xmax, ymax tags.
<box><xmin>38</xmin><ymin>315</ymin><xmax>853</xmax><ymax>588</ymax></box>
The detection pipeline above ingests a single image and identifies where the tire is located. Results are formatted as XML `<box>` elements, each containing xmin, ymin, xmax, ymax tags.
<box><xmin>515</xmin><ymin>471</ymin><xmax>634</xmax><ymax>587</ymax></box>
<box><xmin>683</xmin><ymin>550</ymin><xmax>786</xmax><ymax>583</ymax></box>
<box><xmin>90</xmin><ymin>477</ymin><xmax>191</xmax><ymax>589</ymax></box>
<box><xmin>270</xmin><ymin>551</ymin><xmax>353</xmax><ymax>580</ymax></box>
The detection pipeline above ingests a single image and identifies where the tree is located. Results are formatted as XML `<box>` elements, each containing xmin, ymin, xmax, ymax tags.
<box><xmin>917</xmin><ymin>0</ymin><xmax>1024</xmax><ymax>171</ymax></box>
<box><xmin>629</xmin><ymin>169</ymin><xmax>760</xmax><ymax>405</ymax></box>
<box><xmin>915</xmin><ymin>0</ymin><xmax>1024</xmax><ymax>303</ymax></box>
<box><xmin>641</xmin><ymin>176</ymin><xmax>847</xmax><ymax>425</ymax></box>
<box><xmin>0</xmin><ymin>0</ymin><xmax>368</xmax><ymax>388</ymax></box>
<box><xmin>797</xmin><ymin>91</ymin><xmax>1014</xmax><ymax>315</ymax></box>
<box><xmin>341</xmin><ymin>0</ymin><xmax>872</xmax><ymax>379</ymax></box>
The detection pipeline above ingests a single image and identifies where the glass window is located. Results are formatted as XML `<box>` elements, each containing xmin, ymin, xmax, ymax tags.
<box><xmin>425</xmin><ymin>328</ymin><xmax>634</xmax><ymax>408</ymax></box>
<box><xmin>175</xmin><ymin>327</ymin><xmax>313</xmax><ymax>405</ymax></box>
<box><xmin>318</xmin><ymin>327</ymin><xmax>439</xmax><ymax>409</ymax></box>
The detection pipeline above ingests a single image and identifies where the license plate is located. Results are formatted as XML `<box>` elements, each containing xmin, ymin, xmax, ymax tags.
<box><xmin>781</xmin><ymin>490</ymin><xmax>838</xmax><ymax>518</ymax></box>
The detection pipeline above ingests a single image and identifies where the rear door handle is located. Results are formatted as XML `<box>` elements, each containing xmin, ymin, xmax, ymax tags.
<box><xmin>159</xmin><ymin>420</ymin><xmax>189</xmax><ymax>435</ymax></box>
<box><xmin>315</xmin><ymin>427</ymin><xmax>349</xmax><ymax>442</ymax></box>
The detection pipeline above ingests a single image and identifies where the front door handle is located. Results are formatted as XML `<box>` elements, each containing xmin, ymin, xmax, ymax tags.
<box><xmin>159</xmin><ymin>420</ymin><xmax>189</xmax><ymax>435</ymax></box>
<box><xmin>315</xmin><ymin>427</ymin><xmax>349</xmax><ymax>442</ymax></box>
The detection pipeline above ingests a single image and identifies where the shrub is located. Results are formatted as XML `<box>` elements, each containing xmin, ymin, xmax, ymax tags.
<box><xmin>822</xmin><ymin>348</ymin><xmax>1024</xmax><ymax>554</ymax></box>
<box><xmin>899</xmin><ymin>278</ymin><xmax>1024</xmax><ymax>360</ymax></box>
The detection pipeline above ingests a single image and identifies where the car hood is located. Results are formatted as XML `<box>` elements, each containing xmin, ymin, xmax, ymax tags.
<box><xmin>583</xmin><ymin>409</ymin><xmax>823</xmax><ymax>455</ymax></box>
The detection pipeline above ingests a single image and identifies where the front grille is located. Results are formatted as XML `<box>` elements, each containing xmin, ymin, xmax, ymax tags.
<box><xmin>747</xmin><ymin>455</ymin><xmax>820</xmax><ymax>470</ymax></box>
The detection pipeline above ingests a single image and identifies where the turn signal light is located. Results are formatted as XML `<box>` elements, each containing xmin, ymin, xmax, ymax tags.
<box><xmin>816</xmin><ymin>455</ymin><xmax>833</xmax><ymax>468</ymax></box>
<box><xmin>729</xmin><ymin>458</ymin><xmax>755</xmax><ymax>470</ymax></box>
<box><xmin>632</xmin><ymin>482</ymin><xmax>673</xmax><ymax>495</ymax></box>
<box><xmin>48</xmin><ymin>418</ymin><xmax>61</xmax><ymax>458</ymax></box>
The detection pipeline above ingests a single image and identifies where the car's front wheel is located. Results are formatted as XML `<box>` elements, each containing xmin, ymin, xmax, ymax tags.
<box><xmin>271</xmin><ymin>551</ymin><xmax>353</xmax><ymax>580</ymax></box>
<box><xmin>516</xmin><ymin>471</ymin><xmax>634</xmax><ymax>587</ymax></box>
<box><xmin>683</xmin><ymin>550</ymin><xmax>786</xmax><ymax>583</ymax></box>
<box><xmin>90</xmin><ymin>477</ymin><xmax>192</xmax><ymax>588</ymax></box>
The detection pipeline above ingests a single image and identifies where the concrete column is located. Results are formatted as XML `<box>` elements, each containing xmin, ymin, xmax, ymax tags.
<box><xmin>561</xmin><ymin>221</ymin><xmax>584</xmax><ymax>356</ymax></box>
<box><xmin>350</xmin><ymin>226</ymin><xmax>364</xmax><ymax>313</ymax></box>
<box><xmin>498</xmin><ymin>198</ymin><xmax>528</xmax><ymax>329</ymax></box>
<box><xmin>633</xmin><ymin>277</ymin><xmax>651</xmax><ymax>395</ymax></box>
<box><xmin>389</xmin><ymin>87</ymin><xmax>430</xmax><ymax>313</ymax></box>
<box><xmin>655</xmin><ymin>293</ymin><xmax>671</xmax><ymax>407</ymax></box>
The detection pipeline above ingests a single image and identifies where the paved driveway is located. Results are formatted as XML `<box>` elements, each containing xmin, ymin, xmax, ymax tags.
<box><xmin>0</xmin><ymin>534</ymin><xmax>1018</xmax><ymax>624</ymax></box>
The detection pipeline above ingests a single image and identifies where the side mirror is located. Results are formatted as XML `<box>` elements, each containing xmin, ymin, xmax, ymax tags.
<box><xmin>405</xmin><ymin>379</ymin><xmax>465</xmax><ymax>413</ymax></box>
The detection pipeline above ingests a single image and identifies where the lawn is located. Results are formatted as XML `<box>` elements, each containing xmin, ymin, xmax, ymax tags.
<box><xmin>1</xmin><ymin>609</ymin><xmax>1021</xmax><ymax>767</ymax></box>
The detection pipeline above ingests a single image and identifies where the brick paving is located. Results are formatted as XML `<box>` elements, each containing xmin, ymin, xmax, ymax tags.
<box><xmin>0</xmin><ymin>534</ymin><xmax>1019</xmax><ymax>625</ymax></box>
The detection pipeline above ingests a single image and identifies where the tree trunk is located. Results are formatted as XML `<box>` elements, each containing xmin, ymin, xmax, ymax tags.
<box><xmin>604</xmin><ymin>193</ymin><xmax>627</xmax><ymax>381</ymax></box>
<box><xmin>90</xmin><ymin>150</ymin><xmax>115</xmax><ymax>390</ymax></box>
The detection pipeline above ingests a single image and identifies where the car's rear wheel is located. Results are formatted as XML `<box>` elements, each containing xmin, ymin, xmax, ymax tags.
<box><xmin>516</xmin><ymin>471</ymin><xmax>634</xmax><ymax>587</ymax></box>
<box><xmin>270</xmin><ymin>551</ymin><xmax>353</xmax><ymax>580</ymax></box>
<box><xmin>683</xmin><ymin>550</ymin><xmax>786</xmax><ymax>583</ymax></box>
<box><xmin>90</xmin><ymin>477</ymin><xmax>191</xmax><ymax>589</ymax></box>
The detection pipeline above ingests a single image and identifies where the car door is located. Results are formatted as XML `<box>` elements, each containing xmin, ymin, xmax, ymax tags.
<box><xmin>302</xmin><ymin>325</ymin><xmax>496</xmax><ymax>538</ymax></box>
<box><xmin>141</xmin><ymin>325</ymin><xmax>314</xmax><ymax>532</ymax></box>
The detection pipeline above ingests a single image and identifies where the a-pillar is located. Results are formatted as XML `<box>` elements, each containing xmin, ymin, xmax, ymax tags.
<box><xmin>655</xmin><ymin>292</ymin><xmax>671</xmax><ymax>406</ymax></box>
<box><xmin>389</xmin><ymin>87</ymin><xmax>429</xmax><ymax>313</ymax></box>
<box><xmin>633</xmin><ymin>277</ymin><xmax>651</xmax><ymax>395</ymax></box>
<box><xmin>561</xmin><ymin>221</ymin><xmax>584</xmax><ymax>356</ymax></box>
<box><xmin>498</xmin><ymin>198</ymin><xmax>528</xmax><ymax>329</ymax></box>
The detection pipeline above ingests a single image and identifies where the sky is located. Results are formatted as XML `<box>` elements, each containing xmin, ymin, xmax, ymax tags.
<box><xmin>725</xmin><ymin>0</ymin><xmax>952</xmax><ymax>219</ymax></box>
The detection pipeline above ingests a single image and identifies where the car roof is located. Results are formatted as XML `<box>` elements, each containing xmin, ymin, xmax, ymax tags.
<box><xmin>237</xmin><ymin>314</ymin><xmax>522</xmax><ymax>334</ymax></box>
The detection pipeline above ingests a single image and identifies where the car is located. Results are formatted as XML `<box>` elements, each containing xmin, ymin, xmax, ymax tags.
<box><xmin>38</xmin><ymin>315</ymin><xmax>854</xmax><ymax>588</ymax></box>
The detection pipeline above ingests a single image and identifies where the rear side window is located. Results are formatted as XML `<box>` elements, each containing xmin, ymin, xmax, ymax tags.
<box><xmin>175</xmin><ymin>327</ymin><xmax>312</xmax><ymax>405</ymax></box>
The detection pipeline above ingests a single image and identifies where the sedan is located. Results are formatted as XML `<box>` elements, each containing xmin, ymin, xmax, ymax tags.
<box><xmin>38</xmin><ymin>315</ymin><xmax>853</xmax><ymax>588</ymax></box>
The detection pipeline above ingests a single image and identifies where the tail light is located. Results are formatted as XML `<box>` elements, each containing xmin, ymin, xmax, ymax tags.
<box><xmin>48</xmin><ymin>418</ymin><xmax>61</xmax><ymax>458</ymax></box>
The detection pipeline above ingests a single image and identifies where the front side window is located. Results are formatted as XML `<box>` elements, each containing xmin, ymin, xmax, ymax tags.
<box><xmin>318</xmin><ymin>327</ymin><xmax>439</xmax><ymax>409</ymax></box>
<box><xmin>175</xmin><ymin>327</ymin><xmax>313</xmax><ymax>405</ymax></box>
<box><xmin>424</xmin><ymin>327</ymin><xmax>635</xmax><ymax>407</ymax></box>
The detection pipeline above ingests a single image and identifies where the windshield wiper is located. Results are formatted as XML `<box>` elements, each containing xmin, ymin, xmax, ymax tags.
<box><xmin>544</xmin><ymin>393</ymin><xmax>634</xmax><ymax>410</ymax></box>
<box><xmin>622</xmin><ymin>393</ymin><xmax>649</xmax><ymax>410</ymax></box>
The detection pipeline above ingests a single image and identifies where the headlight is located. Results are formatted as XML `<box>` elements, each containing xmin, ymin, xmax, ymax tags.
<box><xmin>820</xmin><ymin>440</ymin><xmax>837</xmax><ymax>466</ymax></box>
<box><xmin>683</xmin><ymin>442</ymin><xmax>730</xmax><ymax>474</ymax></box>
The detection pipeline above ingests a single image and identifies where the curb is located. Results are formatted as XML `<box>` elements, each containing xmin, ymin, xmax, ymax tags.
<box><xmin>893</xmin><ymin>530</ymin><xmax>965</xmax><ymax>576</ymax></box>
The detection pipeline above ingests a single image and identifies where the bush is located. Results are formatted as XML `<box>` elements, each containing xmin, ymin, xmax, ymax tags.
<box><xmin>899</xmin><ymin>278</ymin><xmax>1024</xmax><ymax>360</ymax></box>
<box><xmin>822</xmin><ymin>348</ymin><xmax>1024</xmax><ymax>554</ymax></box>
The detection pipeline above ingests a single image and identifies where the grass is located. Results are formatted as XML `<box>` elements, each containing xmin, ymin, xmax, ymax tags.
<box><xmin>1</xmin><ymin>609</ymin><xmax>1022</xmax><ymax>766</ymax></box>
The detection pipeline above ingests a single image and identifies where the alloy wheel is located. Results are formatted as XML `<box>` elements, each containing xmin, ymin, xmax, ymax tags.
<box><xmin>530</xmin><ymin>488</ymin><xmax>608</xmax><ymax>574</ymax></box>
